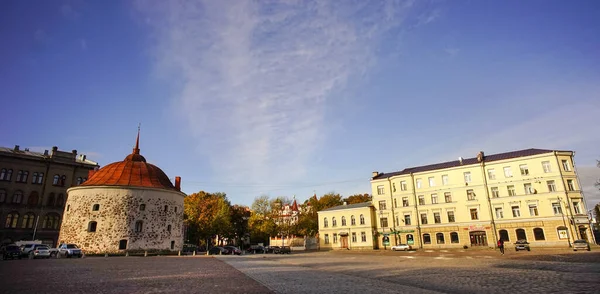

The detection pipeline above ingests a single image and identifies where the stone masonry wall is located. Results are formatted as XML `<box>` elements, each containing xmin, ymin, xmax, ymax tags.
<box><xmin>59</xmin><ymin>186</ymin><xmax>185</xmax><ymax>253</ymax></box>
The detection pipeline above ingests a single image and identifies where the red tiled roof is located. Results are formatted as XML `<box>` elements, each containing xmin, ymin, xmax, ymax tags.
<box><xmin>373</xmin><ymin>148</ymin><xmax>566</xmax><ymax>180</ymax></box>
<box><xmin>80</xmin><ymin>131</ymin><xmax>176</xmax><ymax>191</ymax></box>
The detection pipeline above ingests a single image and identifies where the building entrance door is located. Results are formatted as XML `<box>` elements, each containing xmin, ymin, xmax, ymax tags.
<box><xmin>469</xmin><ymin>231</ymin><xmax>488</xmax><ymax>246</ymax></box>
<box><xmin>579</xmin><ymin>226</ymin><xmax>588</xmax><ymax>241</ymax></box>
<box><xmin>340</xmin><ymin>236</ymin><xmax>348</xmax><ymax>249</ymax></box>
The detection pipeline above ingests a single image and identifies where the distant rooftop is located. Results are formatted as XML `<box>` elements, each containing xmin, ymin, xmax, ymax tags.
<box><xmin>0</xmin><ymin>145</ymin><xmax>99</xmax><ymax>166</ymax></box>
<box><xmin>373</xmin><ymin>148</ymin><xmax>570</xmax><ymax>180</ymax></box>
<box><xmin>321</xmin><ymin>202</ymin><xmax>373</xmax><ymax>212</ymax></box>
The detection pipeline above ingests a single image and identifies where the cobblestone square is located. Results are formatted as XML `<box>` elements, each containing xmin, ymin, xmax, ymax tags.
<box><xmin>0</xmin><ymin>249</ymin><xmax>599</xmax><ymax>294</ymax></box>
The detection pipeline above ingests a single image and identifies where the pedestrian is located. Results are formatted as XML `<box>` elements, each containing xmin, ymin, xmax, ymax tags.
<box><xmin>497</xmin><ymin>238</ymin><xmax>505</xmax><ymax>255</ymax></box>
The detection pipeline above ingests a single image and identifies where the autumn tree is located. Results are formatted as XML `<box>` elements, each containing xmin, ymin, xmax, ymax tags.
<box><xmin>248</xmin><ymin>195</ymin><xmax>277</xmax><ymax>245</ymax></box>
<box><xmin>184</xmin><ymin>191</ymin><xmax>232</xmax><ymax>248</ymax></box>
<box><xmin>296</xmin><ymin>192</ymin><xmax>343</xmax><ymax>237</ymax></box>
<box><xmin>343</xmin><ymin>193</ymin><xmax>372</xmax><ymax>204</ymax></box>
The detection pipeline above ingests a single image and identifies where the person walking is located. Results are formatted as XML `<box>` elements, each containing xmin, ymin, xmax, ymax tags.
<box><xmin>497</xmin><ymin>238</ymin><xmax>505</xmax><ymax>255</ymax></box>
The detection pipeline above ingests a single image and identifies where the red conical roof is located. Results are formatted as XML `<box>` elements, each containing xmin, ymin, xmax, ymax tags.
<box><xmin>80</xmin><ymin>128</ymin><xmax>176</xmax><ymax>191</ymax></box>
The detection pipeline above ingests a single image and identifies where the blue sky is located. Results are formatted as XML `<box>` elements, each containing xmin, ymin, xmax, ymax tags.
<box><xmin>1</xmin><ymin>0</ymin><xmax>599</xmax><ymax>207</ymax></box>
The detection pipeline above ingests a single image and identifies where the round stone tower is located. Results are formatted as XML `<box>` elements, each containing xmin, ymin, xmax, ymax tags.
<box><xmin>59</xmin><ymin>130</ymin><xmax>185</xmax><ymax>253</ymax></box>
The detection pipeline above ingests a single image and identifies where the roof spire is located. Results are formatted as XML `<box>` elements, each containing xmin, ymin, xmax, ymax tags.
<box><xmin>133</xmin><ymin>123</ymin><xmax>140</xmax><ymax>155</ymax></box>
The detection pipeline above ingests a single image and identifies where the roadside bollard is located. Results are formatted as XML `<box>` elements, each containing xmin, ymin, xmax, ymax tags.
<box><xmin>125</xmin><ymin>252</ymin><xmax>129</xmax><ymax>257</ymax></box>
<box><xmin>144</xmin><ymin>251</ymin><xmax>148</xmax><ymax>257</ymax></box>
<box><xmin>193</xmin><ymin>251</ymin><xmax>196</xmax><ymax>256</ymax></box>
<box><xmin>104</xmin><ymin>253</ymin><xmax>108</xmax><ymax>258</ymax></box>
<box><xmin>178</xmin><ymin>250</ymin><xmax>181</xmax><ymax>256</ymax></box>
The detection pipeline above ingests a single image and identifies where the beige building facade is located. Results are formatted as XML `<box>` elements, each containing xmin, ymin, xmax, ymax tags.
<box><xmin>318</xmin><ymin>202</ymin><xmax>377</xmax><ymax>250</ymax></box>
<box><xmin>0</xmin><ymin>145</ymin><xmax>99</xmax><ymax>247</ymax></box>
<box><xmin>370</xmin><ymin>149</ymin><xmax>594</xmax><ymax>250</ymax></box>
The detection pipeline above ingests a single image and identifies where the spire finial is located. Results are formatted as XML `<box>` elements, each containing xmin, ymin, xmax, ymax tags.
<box><xmin>133</xmin><ymin>123</ymin><xmax>141</xmax><ymax>155</ymax></box>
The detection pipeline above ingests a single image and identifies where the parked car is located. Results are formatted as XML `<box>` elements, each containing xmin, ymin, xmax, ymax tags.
<box><xmin>514</xmin><ymin>240</ymin><xmax>530</xmax><ymax>251</ymax></box>
<box><xmin>273</xmin><ymin>246</ymin><xmax>291</xmax><ymax>254</ymax></box>
<box><xmin>29</xmin><ymin>246</ymin><xmax>51</xmax><ymax>259</ymax></box>
<box><xmin>50</xmin><ymin>243</ymin><xmax>83</xmax><ymax>258</ymax></box>
<box><xmin>208</xmin><ymin>246</ymin><xmax>230</xmax><ymax>255</ymax></box>
<box><xmin>264</xmin><ymin>246</ymin><xmax>279</xmax><ymax>253</ymax></box>
<box><xmin>20</xmin><ymin>244</ymin><xmax>48</xmax><ymax>257</ymax></box>
<box><xmin>1</xmin><ymin>244</ymin><xmax>22</xmax><ymax>260</ymax></box>
<box><xmin>391</xmin><ymin>244</ymin><xmax>412</xmax><ymax>251</ymax></box>
<box><xmin>573</xmin><ymin>239</ymin><xmax>591</xmax><ymax>251</ymax></box>
<box><xmin>247</xmin><ymin>245</ymin><xmax>265</xmax><ymax>254</ymax></box>
<box><xmin>223</xmin><ymin>246</ymin><xmax>242</xmax><ymax>255</ymax></box>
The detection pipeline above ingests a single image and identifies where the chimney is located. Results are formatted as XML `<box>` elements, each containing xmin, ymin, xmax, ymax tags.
<box><xmin>44</xmin><ymin>150</ymin><xmax>49</xmax><ymax>156</ymax></box>
<box><xmin>14</xmin><ymin>145</ymin><xmax>19</xmax><ymax>151</ymax></box>
<box><xmin>477</xmin><ymin>151</ymin><xmax>485</xmax><ymax>163</ymax></box>
<box><xmin>72</xmin><ymin>150</ymin><xmax>77</xmax><ymax>155</ymax></box>
<box><xmin>372</xmin><ymin>171</ymin><xmax>379</xmax><ymax>178</ymax></box>
<box><xmin>82</xmin><ymin>155</ymin><xmax>86</xmax><ymax>161</ymax></box>
<box><xmin>458</xmin><ymin>157</ymin><xmax>463</xmax><ymax>165</ymax></box>
<box><xmin>24</xmin><ymin>148</ymin><xmax>29</xmax><ymax>152</ymax></box>
<box><xmin>51</xmin><ymin>146</ymin><xmax>58</xmax><ymax>157</ymax></box>
<box><xmin>175</xmin><ymin>176</ymin><xmax>181</xmax><ymax>191</ymax></box>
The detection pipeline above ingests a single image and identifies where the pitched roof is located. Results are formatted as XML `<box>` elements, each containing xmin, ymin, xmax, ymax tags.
<box><xmin>373</xmin><ymin>148</ymin><xmax>565</xmax><ymax>180</ymax></box>
<box><xmin>321</xmin><ymin>202</ymin><xmax>373</xmax><ymax>212</ymax></box>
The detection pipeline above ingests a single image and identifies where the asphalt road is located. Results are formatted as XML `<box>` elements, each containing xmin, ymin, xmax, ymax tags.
<box><xmin>1</xmin><ymin>249</ymin><xmax>599</xmax><ymax>294</ymax></box>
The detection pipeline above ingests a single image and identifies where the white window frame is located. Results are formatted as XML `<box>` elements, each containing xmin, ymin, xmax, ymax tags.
<box><xmin>491</xmin><ymin>187</ymin><xmax>499</xmax><ymax>198</ymax></box>
<box><xmin>416</xmin><ymin>179</ymin><xmax>422</xmax><ymax>189</ymax></box>
<box><xmin>529</xmin><ymin>204</ymin><xmax>539</xmax><ymax>216</ymax></box>
<box><xmin>504</xmin><ymin>166</ymin><xmax>513</xmax><ymax>178</ymax></box>
<box><xmin>487</xmin><ymin>169</ymin><xmax>496</xmax><ymax>180</ymax></box>
<box><xmin>567</xmin><ymin>180</ymin><xmax>575</xmax><ymax>191</ymax></box>
<box><xmin>442</xmin><ymin>175</ymin><xmax>449</xmax><ymax>185</ymax></box>
<box><xmin>511</xmin><ymin>206</ymin><xmax>520</xmax><ymax>218</ymax></box>
<box><xmin>431</xmin><ymin>194</ymin><xmax>438</xmax><ymax>204</ymax></box>
<box><xmin>519</xmin><ymin>164</ymin><xmax>529</xmax><ymax>176</ymax></box>
<box><xmin>428</xmin><ymin>177</ymin><xmax>435</xmax><ymax>187</ymax></box>
<box><xmin>552</xmin><ymin>203</ymin><xmax>562</xmax><ymax>215</ymax></box>
<box><xmin>507</xmin><ymin>185</ymin><xmax>516</xmax><ymax>196</ymax></box>
<box><xmin>495</xmin><ymin>207</ymin><xmax>504</xmax><ymax>219</ymax></box>
<box><xmin>400</xmin><ymin>181</ymin><xmax>407</xmax><ymax>191</ymax></box>
<box><xmin>562</xmin><ymin>160</ymin><xmax>571</xmax><ymax>171</ymax></box>
<box><xmin>463</xmin><ymin>172</ymin><xmax>472</xmax><ymax>183</ymax></box>
<box><xmin>524</xmin><ymin>183</ymin><xmax>533</xmax><ymax>194</ymax></box>
<box><xmin>377</xmin><ymin>185</ymin><xmax>384</xmax><ymax>195</ymax></box>
<box><xmin>542</xmin><ymin>161</ymin><xmax>551</xmax><ymax>173</ymax></box>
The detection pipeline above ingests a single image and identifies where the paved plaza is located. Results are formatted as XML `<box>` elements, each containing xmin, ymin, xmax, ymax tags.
<box><xmin>1</xmin><ymin>249</ymin><xmax>599</xmax><ymax>293</ymax></box>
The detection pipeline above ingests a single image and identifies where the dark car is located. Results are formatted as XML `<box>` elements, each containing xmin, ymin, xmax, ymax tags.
<box><xmin>1</xmin><ymin>244</ymin><xmax>22</xmax><ymax>260</ymax></box>
<box><xmin>223</xmin><ymin>246</ymin><xmax>242</xmax><ymax>255</ymax></box>
<box><xmin>273</xmin><ymin>246</ymin><xmax>291</xmax><ymax>254</ymax></box>
<box><xmin>246</xmin><ymin>245</ymin><xmax>265</xmax><ymax>254</ymax></box>
<box><xmin>573</xmin><ymin>240</ymin><xmax>591</xmax><ymax>251</ymax></box>
<box><xmin>208</xmin><ymin>246</ymin><xmax>230</xmax><ymax>255</ymax></box>
<box><xmin>264</xmin><ymin>246</ymin><xmax>279</xmax><ymax>253</ymax></box>
<box><xmin>514</xmin><ymin>240</ymin><xmax>530</xmax><ymax>251</ymax></box>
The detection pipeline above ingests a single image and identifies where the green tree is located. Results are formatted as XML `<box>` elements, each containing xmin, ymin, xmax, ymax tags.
<box><xmin>343</xmin><ymin>193</ymin><xmax>372</xmax><ymax>204</ymax></box>
<box><xmin>184</xmin><ymin>191</ymin><xmax>231</xmax><ymax>247</ymax></box>
<box><xmin>248</xmin><ymin>195</ymin><xmax>277</xmax><ymax>245</ymax></box>
<box><xmin>296</xmin><ymin>192</ymin><xmax>343</xmax><ymax>237</ymax></box>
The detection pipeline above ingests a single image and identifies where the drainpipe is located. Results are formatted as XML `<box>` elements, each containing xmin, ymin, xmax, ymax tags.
<box><xmin>554</xmin><ymin>152</ymin><xmax>578</xmax><ymax>241</ymax></box>
<box><xmin>571</xmin><ymin>152</ymin><xmax>597</xmax><ymax>245</ymax></box>
<box><xmin>410</xmin><ymin>173</ymin><xmax>423</xmax><ymax>249</ymax></box>
<box><xmin>387</xmin><ymin>178</ymin><xmax>397</xmax><ymax>246</ymax></box>
<box><xmin>32</xmin><ymin>159</ymin><xmax>51</xmax><ymax>242</ymax></box>
<box><xmin>479</xmin><ymin>158</ymin><xmax>498</xmax><ymax>248</ymax></box>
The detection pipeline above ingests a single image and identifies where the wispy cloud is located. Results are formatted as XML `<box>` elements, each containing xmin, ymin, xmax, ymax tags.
<box><xmin>137</xmin><ymin>0</ymin><xmax>427</xmax><ymax>183</ymax></box>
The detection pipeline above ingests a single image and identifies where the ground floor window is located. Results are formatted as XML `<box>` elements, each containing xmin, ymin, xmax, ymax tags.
<box><xmin>533</xmin><ymin>228</ymin><xmax>545</xmax><ymax>240</ymax></box>
<box><xmin>351</xmin><ymin>232</ymin><xmax>357</xmax><ymax>243</ymax></box>
<box><xmin>557</xmin><ymin>226</ymin><xmax>568</xmax><ymax>239</ymax></box>
<box><xmin>423</xmin><ymin>233</ymin><xmax>431</xmax><ymax>244</ymax></box>
<box><xmin>436</xmin><ymin>233</ymin><xmax>445</xmax><ymax>244</ymax></box>
<box><xmin>119</xmin><ymin>239</ymin><xmax>128</xmax><ymax>250</ymax></box>
<box><xmin>324</xmin><ymin>234</ymin><xmax>330</xmax><ymax>244</ymax></box>
<box><xmin>499</xmin><ymin>229</ymin><xmax>509</xmax><ymax>242</ymax></box>
<box><xmin>361</xmin><ymin>232</ymin><xmax>366</xmax><ymax>242</ymax></box>
<box><xmin>333</xmin><ymin>233</ymin><xmax>338</xmax><ymax>243</ymax></box>
<box><xmin>170</xmin><ymin>241</ymin><xmax>175</xmax><ymax>250</ymax></box>
<box><xmin>450</xmin><ymin>232</ymin><xmax>459</xmax><ymax>243</ymax></box>
<box><xmin>516</xmin><ymin>229</ymin><xmax>527</xmax><ymax>240</ymax></box>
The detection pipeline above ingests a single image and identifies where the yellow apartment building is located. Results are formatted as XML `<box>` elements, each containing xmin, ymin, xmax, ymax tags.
<box><xmin>370</xmin><ymin>148</ymin><xmax>594</xmax><ymax>249</ymax></box>
<box><xmin>318</xmin><ymin>202</ymin><xmax>377</xmax><ymax>250</ymax></box>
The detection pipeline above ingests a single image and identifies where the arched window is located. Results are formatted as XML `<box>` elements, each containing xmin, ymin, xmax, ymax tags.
<box><xmin>423</xmin><ymin>233</ymin><xmax>431</xmax><ymax>244</ymax></box>
<box><xmin>43</xmin><ymin>214</ymin><xmax>60</xmax><ymax>230</ymax></box>
<box><xmin>406</xmin><ymin>234</ymin><xmax>414</xmax><ymax>244</ymax></box>
<box><xmin>12</xmin><ymin>191</ymin><xmax>23</xmax><ymax>204</ymax></box>
<box><xmin>360</xmin><ymin>214</ymin><xmax>365</xmax><ymax>225</ymax></box>
<box><xmin>0</xmin><ymin>189</ymin><xmax>6</xmax><ymax>203</ymax></box>
<box><xmin>27</xmin><ymin>191</ymin><xmax>39</xmax><ymax>206</ymax></box>
<box><xmin>22</xmin><ymin>171</ymin><xmax>29</xmax><ymax>182</ymax></box>
<box><xmin>119</xmin><ymin>239</ymin><xmax>128</xmax><ymax>250</ymax></box>
<box><xmin>60</xmin><ymin>175</ymin><xmax>66</xmax><ymax>186</ymax></box>
<box><xmin>499</xmin><ymin>229</ymin><xmax>510</xmax><ymax>242</ymax></box>
<box><xmin>56</xmin><ymin>194</ymin><xmax>65</xmax><ymax>207</ymax></box>
<box><xmin>32</xmin><ymin>172</ymin><xmax>38</xmax><ymax>184</ymax></box>
<box><xmin>53</xmin><ymin>175</ymin><xmax>60</xmax><ymax>185</ymax></box>
<box><xmin>135</xmin><ymin>220</ymin><xmax>143</xmax><ymax>232</ymax></box>
<box><xmin>46</xmin><ymin>193</ymin><xmax>56</xmax><ymax>207</ymax></box>
<box><xmin>92</xmin><ymin>204</ymin><xmax>100</xmax><ymax>211</ymax></box>
<box><xmin>21</xmin><ymin>213</ymin><xmax>35</xmax><ymax>229</ymax></box>
<box><xmin>351</xmin><ymin>215</ymin><xmax>356</xmax><ymax>226</ymax></box>
<box><xmin>450</xmin><ymin>232</ymin><xmax>459</xmax><ymax>243</ymax></box>
<box><xmin>5</xmin><ymin>212</ymin><xmax>19</xmax><ymax>228</ymax></box>
<box><xmin>88</xmin><ymin>221</ymin><xmax>97</xmax><ymax>232</ymax></box>
<box><xmin>332</xmin><ymin>217</ymin><xmax>337</xmax><ymax>227</ymax></box>
<box><xmin>139</xmin><ymin>204</ymin><xmax>146</xmax><ymax>211</ymax></box>
<box><xmin>0</xmin><ymin>168</ymin><xmax>6</xmax><ymax>180</ymax></box>
<box><xmin>323</xmin><ymin>217</ymin><xmax>328</xmax><ymax>228</ymax></box>
<box><xmin>16</xmin><ymin>170</ymin><xmax>23</xmax><ymax>182</ymax></box>
<box><xmin>436</xmin><ymin>233</ymin><xmax>445</xmax><ymax>244</ymax></box>
<box><xmin>516</xmin><ymin>228</ymin><xmax>527</xmax><ymax>241</ymax></box>
<box><xmin>167</xmin><ymin>225</ymin><xmax>172</xmax><ymax>232</ymax></box>
<box><xmin>37</xmin><ymin>173</ymin><xmax>44</xmax><ymax>184</ymax></box>
<box><xmin>341</xmin><ymin>216</ymin><xmax>347</xmax><ymax>226</ymax></box>
<box><xmin>533</xmin><ymin>228</ymin><xmax>545</xmax><ymax>240</ymax></box>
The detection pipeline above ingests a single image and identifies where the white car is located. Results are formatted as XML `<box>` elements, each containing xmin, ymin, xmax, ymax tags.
<box><xmin>29</xmin><ymin>246</ymin><xmax>51</xmax><ymax>259</ymax></box>
<box><xmin>391</xmin><ymin>244</ymin><xmax>412</xmax><ymax>251</ymax></box>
